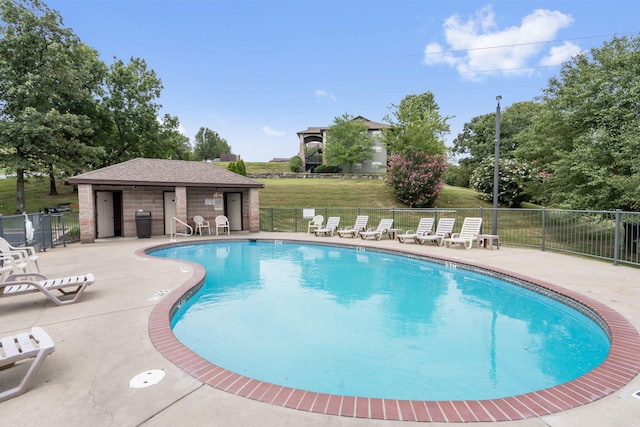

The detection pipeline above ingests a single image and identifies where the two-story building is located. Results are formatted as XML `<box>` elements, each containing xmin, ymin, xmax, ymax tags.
<box><xmin>297</xmin><ymin>116</ymin><xmax>390</xmax><ymax>173</ymax></box>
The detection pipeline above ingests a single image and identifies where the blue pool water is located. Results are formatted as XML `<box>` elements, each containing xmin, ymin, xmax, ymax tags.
<box><xmin>152</xmin><ymin>241</ymin><xmax>610</xmax><ymax>401</ymax></box>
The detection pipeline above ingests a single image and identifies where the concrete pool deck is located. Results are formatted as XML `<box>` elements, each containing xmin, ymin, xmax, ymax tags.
<box><xmin>2</xmin><ymin>232</ymin><xmax>640</xmax><ymax>426</ymax></box>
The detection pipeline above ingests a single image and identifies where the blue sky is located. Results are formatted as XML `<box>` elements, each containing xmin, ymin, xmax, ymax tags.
<box><xmin>46</xmin><ymin>0</ymin><xmax>639</xmax><ymax>161</ymax></box>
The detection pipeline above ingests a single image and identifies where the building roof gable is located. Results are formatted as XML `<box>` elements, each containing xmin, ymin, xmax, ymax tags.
<box><xmin>67</xmin><ymin>158</ymin><xmax>264</xmax><ymax>188</ymax></box>
<box><xmin>297</xmin><ymin>116</ymin><xmax>390</xmax><ymax>135</ymax></box>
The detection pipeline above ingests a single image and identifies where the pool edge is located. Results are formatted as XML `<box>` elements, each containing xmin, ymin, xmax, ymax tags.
<box><xmin>140</xmin><ymin>238</ymin><xmax>640</xmax><ymax>423</ymax></box>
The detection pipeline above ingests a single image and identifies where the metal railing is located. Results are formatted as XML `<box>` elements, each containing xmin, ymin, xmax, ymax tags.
<box><xmin>4</xmin><ymin>208</ymin><xmax>639</xmax><ymax>267</ymax></box>
<box><xmin>259</xmin><ymin>207</ymin><xmax>640</xmax><ymax>267</ymax></box>
<box><xmin>0</xmin><ymin>212</ymin><xmax>79</xmax><ymax>251</ymax></box>
<box><xmin>170</xmin><ymin>216</ymin><xmax>193</xmax><ymax>241</ymax></box>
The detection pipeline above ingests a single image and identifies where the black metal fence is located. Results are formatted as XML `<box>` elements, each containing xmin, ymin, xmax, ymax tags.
<box><xmin>5</xmin><ymin>208</ymin><xmax>640</xmax><ymax>267</ymax></box>
<box><xmin>259</xmin><ymin>207</ymin><xmax>640</xmax><ymax>267</ymax></box>
<box><xmin>0</xmin><ymin>212</ymin><xmax>80</xmax><ymax>251</ymax></box>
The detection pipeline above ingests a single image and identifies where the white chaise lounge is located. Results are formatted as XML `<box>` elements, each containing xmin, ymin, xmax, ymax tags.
<box><xmin>416</xmin><ymin>218</ymin><xmax>455</xmax><ymax>246</ymax></box>
<box><xmin>314</xmin><ymin>216</ymin><xmax>341</xmax><ymax>237</ymax></box>
<box><xmin>336</xmin><ymin>215</ymin><xmax>368</xmax><ymax>238</ymax></box>
<box><xmin>360</xmin><ymin>219</ymin><xmax>394</xmax><ymax>240</ymax></box>
<box><xmin>0</xmin><ymin>327</ymin><xmax>55</xmax><ymax>402</ymax></box>
<box><xmin>396</xmin><ymin>218</ymin><xmax>435</xmax><ymax>243</ymax></box>
<box><xmin>0</xmin><ymin>272</ymin><xmax>95</xmax><ymax>306</ymax></box>
<box><xmin>443</xmin><ymin>217</ymin><xmax>483</xmax><ymax>250</ymax></box>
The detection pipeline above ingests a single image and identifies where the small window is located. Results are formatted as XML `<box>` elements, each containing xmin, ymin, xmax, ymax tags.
<box><xmin>374</xmin><ymin>146</ymin><xmax>382</xmax><ymax>153</ymax></box>
<box><xmin>353</xmin><ymin>163</ymin><xmax>362</xmax><ymax>169</ymax></box>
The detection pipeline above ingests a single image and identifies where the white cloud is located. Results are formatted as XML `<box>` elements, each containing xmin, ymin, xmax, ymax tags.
<box><xmin>262</xmin><ymin>125</ymin><xmax>286</xmax><ymax>136</ymax></box>
<box><xmin>540</xmin><ymin>41</ymin><xmax>582</xmax><ymax>66</ymax></box>
<box><xmin>424</xmin><ymin>6</ymin><xmax>575</xmax><ymax>80</ymax></box>
<box><xmin>315</xmin><ymin>89</ymin><xmax>336</xmax><ymax>101</ymax></box>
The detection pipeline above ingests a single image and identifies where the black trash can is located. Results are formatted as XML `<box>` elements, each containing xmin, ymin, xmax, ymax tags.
<box><xmin>135</xmin><ymin>210</ymin><xmax>152</xmax><ymax>238</ymax></box>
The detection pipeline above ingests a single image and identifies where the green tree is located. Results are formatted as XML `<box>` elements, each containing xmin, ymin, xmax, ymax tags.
<box><xmin>227</xmin><ymin>159</ymin><xmax>246</xmax><ymax>175</ymax></box>
<box><xmin>193</xmin><ymin>127</ymin><xmax>231</xmax><ymax>161</ymax></box>
<box><xmin>383</xmin><ymin>91</ymin><xmax>449</xmax><ymax>156</ymax></box>
<box><xmin>0</xmin><ymin>0</ymin><xmax>104</xmax><ymax>211</ymax></box>
<box><xmin>452</xmin><ymin>101</ymin><xmax>546</xmax><ymax>188</ymax></box>
<box><xmin>324</xmin><ymin>113</ymin><xmax>374</xmax><ymax>173</ymax></box>
<box><xmin>536</xmin><ymin>35</ymin><xmax>640</xmax><ymax>210</ymax></box>
<box><xmin>289</xmin><ymin>155</ymin><xmax>302</xmax><ymax>172</ymax></box>
<box><xmin>236</xmin><ymin>159</ymin><xmax>247</xmax><ymax>176</ymax></box>
<box><xmin>158</xmin><ymin>114</ymin><xmax>191</xmax><ymax>160</ymax></box>
<box><xmin>99</xmin><ymin>57</ymin><xmax>168</xmax><ymax>165</ymax></box>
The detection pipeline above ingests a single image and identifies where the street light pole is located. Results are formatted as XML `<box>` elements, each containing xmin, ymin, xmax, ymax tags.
<box><xmin>493</xmin><ymin>95</ymin><xmax>502</xmax><ymax>236</ymax></box>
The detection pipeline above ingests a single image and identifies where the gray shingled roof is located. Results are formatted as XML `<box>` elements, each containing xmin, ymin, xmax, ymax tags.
<box><xmin>68</xmin><ymin>158</ymin><xmax>264</xmax><ymax>188</ymax></box>
<box><xmin>296</xmin><ymin>116</ymin><xmax>390</xmax><ymax>135</ymax></box>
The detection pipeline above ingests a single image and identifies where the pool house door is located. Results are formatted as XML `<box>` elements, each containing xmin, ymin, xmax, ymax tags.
<box><xmin>163</xmin><ymin>192</ymin><xmax>176</xmax><ymax>235</ymax></box>
<box><xmin>225</xmin><ymin>192</ymin><xmax>242</xmax><ymax>231</ymax></box>
<box><xmin>96</xmin><ymin>191</ymin><xmax>115</xmax><ymax>238</ymax></box>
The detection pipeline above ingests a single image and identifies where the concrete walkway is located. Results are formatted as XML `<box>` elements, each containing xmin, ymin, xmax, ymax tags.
<box><xmin>2</xmin><ymin>233</ymin><xmax>640</xmax><ymax>426</ymax></box>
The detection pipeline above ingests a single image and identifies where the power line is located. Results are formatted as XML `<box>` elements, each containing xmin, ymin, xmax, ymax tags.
<box><xmin>421</xmin><ymin>31</ymin><xmax>640</xmax><ymax>58</ymax></box>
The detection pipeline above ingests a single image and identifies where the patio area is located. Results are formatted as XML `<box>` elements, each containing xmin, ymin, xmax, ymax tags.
<box><xmin>2</xmin><ymin>233</ymin><xmax>640</xmax><ymax>426</ymax></box>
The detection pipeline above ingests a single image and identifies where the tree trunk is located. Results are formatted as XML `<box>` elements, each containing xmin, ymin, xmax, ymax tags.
<box><xmin>49</xmin><ymin>164</ymin><xmax>58</xmax><ymax>195</ymax></box>
<box><xmin>16</xmin><ymin>168</ymin><xmax>25</xmax><ymax>214</ymax></box>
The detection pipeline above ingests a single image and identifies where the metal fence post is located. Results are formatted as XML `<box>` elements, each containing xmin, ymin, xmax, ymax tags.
<box><xmin>60</xmin><ymin>213</ymin><xmax>67</xmax><ymax>247</ymax></box>
<box><xmin>541</xmin><ymin>208</ymin><xmax>546</xmax><ymax>251</ymax></box>
<box><xmin>614</xmin><ymin>209</ymin><xmax>621</xmax><ymax>266</ymax></box>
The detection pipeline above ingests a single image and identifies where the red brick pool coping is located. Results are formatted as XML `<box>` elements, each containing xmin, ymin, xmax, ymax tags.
<box><xmin>142</xmin><ymin>240</ymin><xmax>640</xmax><ymax>422</ymax></box>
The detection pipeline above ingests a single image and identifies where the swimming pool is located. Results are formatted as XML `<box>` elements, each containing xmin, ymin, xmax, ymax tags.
<box><xmin>146</xmin><ymin>238</ymin><xmax>640</xmax><ymax>421</ymax></box>
<box><xmin>151</xmin><ymin>241</ymin><xmax>610</xmax><ymax>402</ymax></box>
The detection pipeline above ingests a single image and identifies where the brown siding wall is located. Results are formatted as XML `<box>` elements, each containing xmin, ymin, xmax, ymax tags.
<box><xmin>123</xmin><ymin>186</ymin><xmax>174</xmax><ymax>237</ymax></box>
<box><xmin>186</xmin><ymin>188</ymin><xmax>225</xmax><ymax>229</ymax></box>
<box><xmin>77</xmin><ymin>184</ymin><xmax>261</xmax><ymax>243</ymax></box>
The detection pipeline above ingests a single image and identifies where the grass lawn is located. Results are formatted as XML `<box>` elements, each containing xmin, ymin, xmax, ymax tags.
<box><xmin>257</xmin><ymin>178</ymin><xmax>491</xmax><ymax>209</ymax></box>
<box><xmin>0</xmin><ymin>162</ymin><xmax>490</xmax><ymax>215</ymax></box>
<box><xmin>217</xmin><ymin>161</ymin><xmax>291</xmax><ymax>173</ymax></box>
<box><xmin>0</xmin><ymin>176</ymin><xmax>78</xmax><ymax>215</ymax></box>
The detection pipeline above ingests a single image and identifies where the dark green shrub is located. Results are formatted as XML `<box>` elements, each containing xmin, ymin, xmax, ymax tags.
<box><xmin>314</xmin><ymin>165</ymin><xmax>342</xmax><ymax>173</ymax></box>
<box><xmin>289</xmin><ymin>156</ymin><xmax>302</xmax><ymax>172</ymax></box>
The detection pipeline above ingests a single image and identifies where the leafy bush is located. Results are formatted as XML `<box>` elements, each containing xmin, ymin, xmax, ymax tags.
<box><xmin>314</xmin><ymin>164</ymin><xmax>342</xmax><ymax>173</ymax></box>
<box><xmin>469</xmin><ymin>157</ymin><xmax>534</xmax><ymax>207</ymax></box>
<box><xmin>386</xmin><ymin>150</ymin><xmax>448</xmax><ymax>207</ymax></box>
<box><xmin>444</xmin><ymin>163</ymin><xmax>468</xmax><ymax>187</ymax></box>
<box><xmin>236</xmin><ymin>159</ymin><xmax>247</xmax><ymax>176</ymax></box>
<box><xmin>289</xmin><ymin>155</ymin><xmax>302</xmax><ymax>172</ymax></box>
<box><xmin>227</xmin><ymin>160</ymin><xmax>247</xmax><ymax>176</ymax></box>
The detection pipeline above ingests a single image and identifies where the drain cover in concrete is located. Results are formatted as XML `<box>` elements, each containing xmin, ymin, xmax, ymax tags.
<box><xmin>129</xmin><ymin>369</ymin><xmax>165</xmax><ymax>389</ymax></box>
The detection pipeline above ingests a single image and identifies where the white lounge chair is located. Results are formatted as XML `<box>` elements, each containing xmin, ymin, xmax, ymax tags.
<box><xmin>314</xmin><ymin>216</ymin><xmax>341</xmax><ymax>237</ymax></box>
<box><xmin>337</xmin><ymin>215</ymin><xmax>369</xmax><ymax>238</ymax></box>
<box><xmin>215</xmin><ymin>215</ymin><xmax>230</xmax><ymax>235</ymax></box>
<box><xmin>443</xmin><ymin>217</ymin><xmax>483</xmax><ymax>250</ymax></box>
<box><xmin>396</xmin><ymin>218</ymin><xmax>435</xmax><ymax>243</ymax></box>
<box><xmin>0</xmin><ymin>254</ymin><xmax>28</xmax><ymax>281</ymax></box>
<box><xmin>0</xmin><ymin>327</ymin><xmax>55</xmax><ymax>403</ymax></box>
<box><xmin>0</xmin><ymin>237</ymin><xmax>39</xmax><ymax>272</ymax></box>
<box><xmin>360</xmin><ymin>218</ymin><xmax>394</xmax><ymax>240</ymax></box>
<box><xmin>0</xmin><ymin>272</ymin><xmax>95</xmax><ymax>306</ymax></box>
<box><xmin>416</xmin><ymin>218</ymin><xmax>455</xmax><ymax>246</ymax></box>
<box><xmin>307</xmin><ymin>215</ymin><xmax>324</xmax><ymax>234</ymax></box>
<box><xmin>193</xmin><ymin>215</ymin><xmax>211</xmax><ymax>236</ymax></box>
